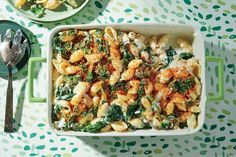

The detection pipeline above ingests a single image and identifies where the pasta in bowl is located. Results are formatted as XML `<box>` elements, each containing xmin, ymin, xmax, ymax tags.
<box><xmin>51</xmin><ymin>26</ymin><xmax>202</xmax><ymax>133</ymax></box>
<box><xmin>14</xmin><ymin>0</ymin><xmax>84</xmax><ymax>18</ymax></box>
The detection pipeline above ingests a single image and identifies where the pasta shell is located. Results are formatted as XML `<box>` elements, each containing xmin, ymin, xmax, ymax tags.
<box><xmin>52</xmin><ymin>59</ymin><xmax>60</xmax><ymax>72</ymax></box>
<box><xmin>140</xmin><ymin>50</ymin><xmax>149</xmax><ymax>62</ymax></box>
<box><xmin>120</xmin><ymin>69</ymin><xmax>135</xmax><ymax>81</ymax></box>
<box><xmin>128</xmin><ymin>59</ymin><xmax>142</xmax><ymax>69</ymax></box>
<box><xmin>111</xmin><ymin>59</ymin><xmax>123</xmax><ymax>72</ymax></box>
<box><xmin>55</xmin><ymin>100</ymin><xmax>70</xmax><ymax>108</ymax></box>
<box><xmin>110</xmin><ymin>47</ymin><xmax>121</xmax><ymax>60</ymax></box>
<box><xmin>127</xmin><ymin>80</ymin><xmax>140</xmax><ymax>95</ymax></box>
<box><xmin>152</xmin><ymin>118</ymin><xmax>161</xmax><ymax>128</ymax></box>
<box><xmin>149</xmin><ymin>36</ymin><xmax>158</xmax><ymax>50</ymax></box>
<box><xmin>90</xmin><ymin>81</ymin><xmax>103</xmax><ymax>96</ymax></box>
<box><xmin>134</xmin><ymin>38</ymin><xmax>146</xmax><ymax>50</ymax></box>
<box><xmin>82</xmin><ymin>94</ymin><xmax>93</xmax><ymax>108</ymax></box>
<box><xmin>159</xmin><ymin>69</ymin><xmax>173</xmax><ymax>83</ymax></box>
<box><xmin>129</xmin><ymin>118</ymin><xmax>144</xmax><ymax>128</ymax></box>
<box><xmin>110</xmin><ymin>71</ymin><xmax>120</xmax><ymax>85</ymax></box>
<box><xmin>70</xmin><ymin>94</ymin><xmax>83</xmax><ymax>106</ymax></box>
<box><xmin>92</xmin><ymin>96</ymin><xmax>100</xmax><ymax>107</ymax></box>
<box><xmin>142</xmin><ymin>109</ymin><xmax>153</xmax><ymax>118</ymax></box>
<box><xmin>111</xmin><ymin>121</ymin><xmax>128</xmax><ymax>132</ymax></box>
<box><xmin>97</xmin><ymin>103</ymin><xmax>109</xmax><ymax>118</ymax></box>
<box><xmin>122</xmin><ymin>33</ymin><xmax>130</xmax><ymax>45</ymax></box>
<box><xmin>105</xmin><ymin>27</ymin><xmax>119</xmax><ymax>44</ymax></box>
<box><xmin>188</xmin><ymin>105</ymin><xmax>201</xmax><ymax>113</ymax></box>
<box><xmin>166</xmin><ymin>101</ymin><xmax>175</xmax><ymax>115</ymax></box>
<box><xmin>144</xmin><ymin>81</ymin><xmax>153</xmax><ymax>95</ymax></box>
<box><xmin>141</xmin><ymin>96</ymin><xmax>152</xmax><ymax>109</ymax></box>
<box><xmin>177</xmin><ymin>38</ymin><xmax>193</xmax><ymax>52</ymax></box>
<box><xmin>136</xmin><ymin>34</ymin><xmax>146</xmax><ymax>43</ymax></box>
<box><xmin>187</xmin><ymin>114</ymin><xmax>197</xmax><ymax>129</ymax></box>
<box><xmin>57</xmin><ymin>60</ymin><xmax>70</xmax><ymax>74</ymax></box>
<box><xmin>54</xmin><ymin>75</ymin><xmax>64</xmax><ymax>87</ymax></box>
<box><xmin>52</xmin><ymin>68</ymin><xmax>60</xmax><ymax>82</ymax></box>
<box><xmin>153</xmin><ymin>48</ymin><xmax>165</xmax><ymax>55</ymax></box>
<box><xmin>159</xmin><ymin>87</ymin><xmax>172</xmax><ymax>97</ymax></box>
<box><xmin>176</xmin><ymin>103</ymin><xmax>187</xmax><ymax>111</ymax></box>
<box><xmin>158</xmin><ymin>34</ymin><xmax>170</xmax><ymax>48</ymax></box>
<box><xmin>73</xmin><ymin>82</ymin><xmax>90</xmax><ymax>95</ymax></box>
<box><xmin>69</xmin><ymin>50</ymin><xmax>84</xmax><ymax>63</ymax></box>
<box><xmin>128</xmin><ymin>32</ymin><xmax>136</xmax><ymax>40</ymax></box>
<box><xmin>194</xmin><ymin>77</ymin><xmax>201</xmax><ymax>96</ymax></box>
<box><xmin>101</xmin><ymin>124</ymin><xmax>112</xmax><ymax>132</ymax></box>
<box><xmin>117</xmin><ymin>93</ymin><xmax>129</xmax><ymax>102</ymax></box>
<box><xmin>129</xmin><ymin>44</ymin><xmax>139</xmax><ymax>57</ymax></box>
<box><xmin>44</xmin><ymin>0</ymin><xmax>60</xmax><ymax>10</ymax></box>
<box><xmin>187</xmin><ymin>58</ymin><xmax>201</xmax><ymax>77</ymax></box>
<box><xmin>85</xmin><ymin>53</ymin><xmax>103</xmax><ymax>63</ymax></box>
<box><xmin>101</xmin><ymin>89</ymin><xmax>108</xmax><ymax>101</ymax></box>
<box><xmin>15</xmin><ymin>0</ymin><xmax>26</xmax><ymax>8</ymax></box>
<box><xmin>179</xmin><ymin>112</ymin><xmax>191</xmax><ymax>123</ymax></box>
<box><xmin>111</xmin><ymin>99</ymin><xmax>127</xmax><ymax>106</ymax></box>
<box><xmin>65</xmin><ymin>66</ymin><xmax>81</xmax><ymax>75</ymax></box>
<box><xmin>188</xmin><ymin>90</ymin><xmax>198</xmax><ymax>100</ymax></box>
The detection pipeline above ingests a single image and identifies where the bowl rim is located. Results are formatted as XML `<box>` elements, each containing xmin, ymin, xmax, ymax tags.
<box><xmin>5</xmin><ymin>0</ymin><xmax>90</xmax><ymax>22</ymax></box>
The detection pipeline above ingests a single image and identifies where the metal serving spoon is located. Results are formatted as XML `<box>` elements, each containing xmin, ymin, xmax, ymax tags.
<box><xmin>0</xmin><ymin>29</ymin><xmax>27</xmax><ymax>132</ymax></box>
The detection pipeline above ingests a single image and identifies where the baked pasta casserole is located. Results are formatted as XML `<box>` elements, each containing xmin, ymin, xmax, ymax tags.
<box><xmin>51</xmin><ymin>27</ymin><xmax>201</xmax><ymax>133</ymax></box>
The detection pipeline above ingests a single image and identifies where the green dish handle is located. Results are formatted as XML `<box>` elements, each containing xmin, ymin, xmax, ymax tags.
<box><xmin>206</xmin><ymin>56</ymin><xmax>224</xmax><ymax>101</ymax></box>
<box><xmin>28</xmin><ymin>57</ymin><xmax>47</xmax><ymax>103</ymax></box>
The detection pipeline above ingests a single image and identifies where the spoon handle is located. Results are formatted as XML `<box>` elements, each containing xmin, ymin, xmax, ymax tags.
<box><xmin>4</xmin><ymin>65</ymin><xmax>13</xmax><ymax>133</ymax></box>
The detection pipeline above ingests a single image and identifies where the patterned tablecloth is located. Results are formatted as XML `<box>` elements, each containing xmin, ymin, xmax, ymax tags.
<box><xmin>0</xmin><ymin>0</ymin><xmax>236</xmax><ymax>156</ymax></box>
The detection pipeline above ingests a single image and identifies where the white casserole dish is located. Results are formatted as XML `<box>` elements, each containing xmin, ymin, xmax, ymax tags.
<box><xmin>28</xmin><ymin>23</ymin><xmax>224</xmax><ymax>136</ymax></box>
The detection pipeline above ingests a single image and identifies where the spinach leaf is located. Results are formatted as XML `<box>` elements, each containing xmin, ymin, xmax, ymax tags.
<box><xmin>143</xmin><ymin>122</ymin><xmax>152</xmax><ymax>129</ymax></box>
<box><xmin>110</xmin><ymin>81</ymin><xmax>127</xmax><ymax>94</ymax></box>
<box><xmin>126</xmin><ymin>122</ymin><xmax>136</xmax><ymax>130</ymax></box>
<box><xmin>137</xmin><ymin>80</ymin><xmax>145</xmax><ymax>98</ymax></box>
<box><xmin>143</xmin><ymin>47</ymin><xmax>152</xmax><ymax>54</ymax></box>
<box><xmin>64</xmin><ymin>42</ymin><xmax>73</xmax><ymax>51</ymax></box>
<box><xmin>88</xmin><ymin>107</ymin><xmax>98</xmax><ymax>116</ymax></box>
<box><xmin>69</xmin><ymin>121</ymin><xmax>107</xmax><ymax>133</ymax></box>
<box><xmin>161</xmin><ymin>120</ymin><xmax>170</xmax><ymax>129</ymax></box>
<box><xmin>104</xmin><ymin>105</ymin><xmax>124</xmax><ymax>123</ymax></box>
<box><xmin>69</xmin><ymin>123</ymin><xmax>88</xmax><ymax>131</ymax></box>
<box><xmin>52</xmin><ymin>36</ymin><xmax>65</xmax><ymax>53</ymax></box>
<box><xmin>146</xmin><ymin>95</ymin><xmax>161</xmax><ymax>113</ymax></box>
<box><xmin>94</xmin><ymin>29</ymin><xmax>103</xmax><ymax>37</ymax></box>
<box><xmin>165</xmin><ymin>46</ymin><xmax>177</xmax><ymax>65</ymax></box>
<box><xmin>170</xmin><ymin>78</ymin><xmax>195</xmax><ymax>94</ymax></box>
<box><xmin>86</xmin><ymin>71</ymin><xmax>94</xmax><ymax>82</ymax></box>
<box><xmin>179</xmin><ymin>52</ymin><xmax>194</xmax><ymax>60</ymax></box>
<box><xmin>121</xmin><ymin>44</ymin><xmax>134</xmax><ymax>66</ymax></box>
<box><xmin>160</xmin><ymin>115</ymin><xmax>176</xmax><ymax>130</ymax></box>
<box><xmin>30</xmin><ymin>4</ymin><xmax>45</xmax><ymax>18</ymax></box>
<box><xmin>98</xmin><ymin>65</ymin><xmax>110</xmax><ymax>80</ymax></box>
<box><xmin>63</xmin><ymin>75</ymin><xmax>81</xmax><ymax>86</ymax></box>
<box><xmin>126</xmin><ymin>100</ymin><xmax>142</xmax><ymax>120</ymax></box>
<box><xmin>73</xmin><ymin>33</ymin><xmax>91</xmax><ymax>53</ymax></box>
<box><xmin>53</xmin><ymin>104</ymin><xmax>62</xmax><ymax>115</ymax></box>
<box><xmin>62</xmin><ymin>115</ymin><xmax>77</xmax><ymax>131</ymax></box>
<box><xmin>55</xmin><ymin>85</ymin><xmax>75</xmax><ymax>100</ymax></box>
<box><xmin>52</xmin><ymin>104</ymin><xmax>62</xmax><ymax>121</ymax></box>
<box><xmin>83</xmin><ymin>121</ymin><xmax>107</xmax><ymax>133</ymax></box>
